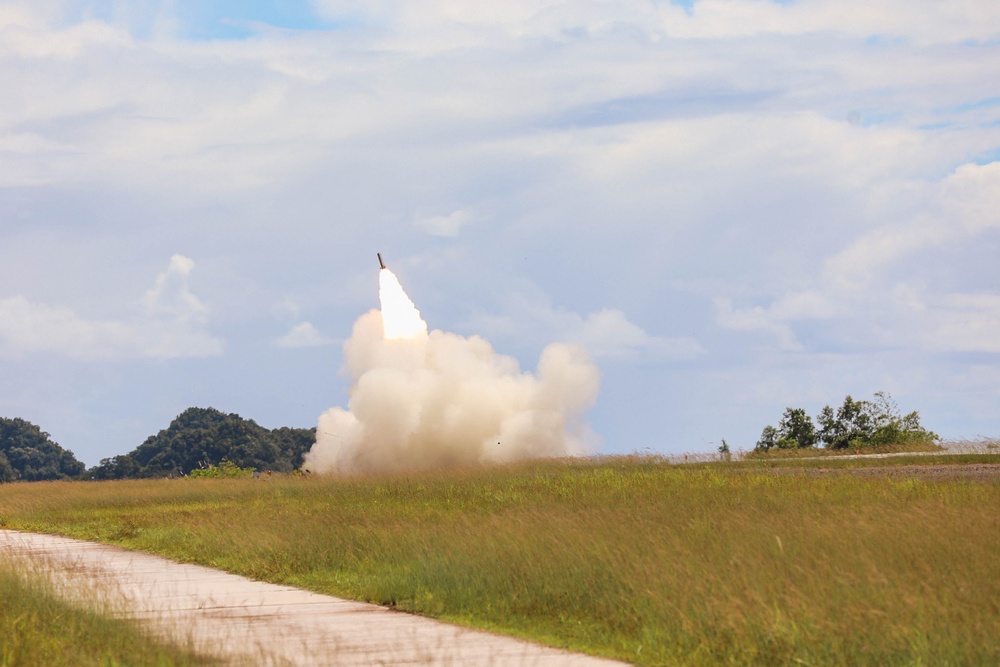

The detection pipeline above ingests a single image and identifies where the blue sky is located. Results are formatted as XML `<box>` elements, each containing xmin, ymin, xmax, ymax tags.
<box><xmin>1</xmin><ymin>0</ymin><xmax>999</xmax><ymax>466</ymax></box>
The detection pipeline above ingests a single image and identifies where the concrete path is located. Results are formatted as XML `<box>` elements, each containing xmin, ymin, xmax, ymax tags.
<box><xmin>1</xmin><ymin>530</ymin><xmax>627</xmax><ymax>666</ymax></box>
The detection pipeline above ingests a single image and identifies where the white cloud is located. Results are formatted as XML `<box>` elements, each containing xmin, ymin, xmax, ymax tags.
<box><xmin>909</xmin><ymin>293</ymin><xmax>1000</xmax><ymax>354</ymax></box>
<box><xmin>414</xmin><ymin>208</ymin><xmax>474</xmax><ymax>237</ymax></box>
<box><xmin>0</xmin><ymin>5</ymin><xmax>39</xmax><ymax>30</ymax></box>
<box><xmin>716</xmin><ymin>160</ymin><xmax>1000</xmax><ymax>354</ymax></box>
<box><xmin>0</xmin><ymin>16</ymin><xmax>132</xmax><ymax>59</ymax></box>
<box><xmin>0</xmin><ymin>255</ymin><xmax>223</xmax><ymax>360</ymax></box>
<box><xmin>0</xmin><ymin>296</ymin><xmax>132</xmax><ymax>361</ymax></box>
<box><xmin>713</xmin><ymin>298</ymin><xmax>802</xmax><ymax>351</ymax></box>
<box><xmin>2</xmin><ymin>0</ymin><xmax>1000</xmax><ymax>463</ymax></box>
<box><xmin>1</xmin><ymin>0</ymin><xmax>997</xmax><ymax>200</ymax></box>
<box><xmin>824</xmin><ymin>162</ymin><xmax>1000</xmax><ymax>291</ymax></box>
<box><xmin>142</xmin><ymin>254</ymin><xmax>208</xmax><ymax>321</ymax></box>
<box><xmin>270</xmin><ymin>296</ymin><xmax>302</xmax><ymax>320</ymax></box>
<box><xmin>575</xmin><ymin>308</ymin><xmax>706</xmax><ymax>361</ymax></box>
<box><xmin>313</xmin><ymin>0</ymin><xmax>1000</xmax><ymax>46</ymax></box>
<box><xmin>469</xmin><ymin>294</ymin><xmax>704</xmax><ymax>362</ymax></box>
<box><xmin>663</xmin><ymin>0</ymin><xmax>1000</xmax><ymax>44</ymax></box>
<box><xmin>273</xmin><ymin>321</ymin><xmax>336</xmax><ymax>349</ymax></box>
<box><xmin>316</xmin><ymin>0</ymin><xmax>1000</xmax><ymax>42</ymax></box>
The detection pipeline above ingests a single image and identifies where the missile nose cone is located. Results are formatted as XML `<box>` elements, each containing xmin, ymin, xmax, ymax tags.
<box><xmin>377</xmin><ymin>252</ymin><xmax>386</xmax><ymax>270</ymax></box>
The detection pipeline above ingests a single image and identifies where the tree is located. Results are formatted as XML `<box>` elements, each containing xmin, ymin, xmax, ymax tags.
<box><xmin>777</xmin><ymin>407</ymin><xmax>818</xmax><ymax>449</ymax></box>
<box><xmin>817</xmin><ymin>392</ymin><xmax>937</xmax><ymax>450</ymax></box>
<box><xmin>717</xmin><ymin>439</ymin><xmax>731</xmax><ymax>461</ymax></box>
<box><xmin>269</xmin><ymin>427</ymin><xmax>316</xmax><ymax>470</ymax></box>
<box><xmin>0</xmin><ymin>417</ymin><xmax>86</xmax><ymax>481</ymax></box>
<box><xmin>756</xmin><ymin>407</ymin><xmax>817</xmax><ymax>452</ymax></box>
<box><xmin>0</xmin><ymin>450</ymin><xmax>14</xmax><ymax>483</ymax></box>
<box><xmin>88</xmin><ymin>454</ymin><xmax>141</xmax><ymax>481</ymax></box>
<box><xmin>755</xmin><ymin>425</ymin><xmax>779</xmax><ymax>452</ymax></box>
<box><xmin>866</xmin><ymin>391</ymin><xmax>938</xmax><ymax>448</ymax></box>
<box><xmin>817</xmin><ymin>395</ymin><xmax>872</xmax><ymax>449</ymax></box>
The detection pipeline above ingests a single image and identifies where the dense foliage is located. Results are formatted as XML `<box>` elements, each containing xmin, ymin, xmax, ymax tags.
<box><xmin>755</xmin><ymin>392</ymin><xmax>938</xmax><ymax>452</ymax></box>
<box><xmin>0</xmin><ymin>418</ymin><xmax>86</xmax><ymax>482</ymax></box>
<box><xmin>87</xmin><ymin>407</ymin><xmax>315</xmax><ymax>479</ymax></box>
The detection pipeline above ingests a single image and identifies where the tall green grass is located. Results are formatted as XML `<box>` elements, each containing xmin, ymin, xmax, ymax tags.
<box><xmin>0</xmin><ymin>555</ymin><xmax>214</xmax><ymax>666</ymax></box>
<box><xmin>1</xmin><ymin>457</ymin><xmax>998</xmax><ymax>665</ymax></box>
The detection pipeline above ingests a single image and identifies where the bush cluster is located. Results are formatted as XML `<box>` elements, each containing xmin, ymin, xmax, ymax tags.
<box><xmin>187</xmin><ymin>459</ymin><xmax>257</xmax><ymax>478</ymax></box>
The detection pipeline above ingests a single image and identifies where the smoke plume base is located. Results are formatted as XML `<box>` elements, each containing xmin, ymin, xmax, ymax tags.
<box><xmin>304</xmin><ymin>268</ymin><xmax>599</xmax><ymax>474</ymax></box>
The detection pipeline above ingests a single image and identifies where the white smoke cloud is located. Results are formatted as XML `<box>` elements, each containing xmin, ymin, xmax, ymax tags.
<box><xmin>303</xmin><ymin>269</ymin><xmax>600</xmax><ymax>473</ymax></box>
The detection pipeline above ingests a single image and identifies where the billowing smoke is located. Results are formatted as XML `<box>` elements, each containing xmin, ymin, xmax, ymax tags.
<box><xmin>303</xmin><ymin>267</ymin><xmax>600</xmax><ymax>473</ymax></box>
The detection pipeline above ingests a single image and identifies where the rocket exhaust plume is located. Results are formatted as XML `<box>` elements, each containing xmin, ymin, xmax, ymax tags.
<box><xmin>303</xmin><ymin>261</ymin><xmax>600</xmax><ymax>474</ymax></box>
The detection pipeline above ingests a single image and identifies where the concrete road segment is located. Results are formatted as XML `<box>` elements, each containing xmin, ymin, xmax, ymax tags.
<box><xmin>1</xmin><ymin>529</ymin><xmax>627</xmax><ymax>666</ymax></box>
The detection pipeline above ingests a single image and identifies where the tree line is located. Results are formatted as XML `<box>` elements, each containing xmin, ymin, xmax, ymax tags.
<box><xmin>0</xmin><ymin>408</ymin><xmax>316</xmax><ymax>483</ymax></box>
<box><xmin>2</xmin><ymin>392</ymin><xmax>941</xmax><ymax>482</ymax></box>
<box><xmin>755</xmin><ymin>391</ymin><xmax>938</xmax><ymax>452</ymax></box>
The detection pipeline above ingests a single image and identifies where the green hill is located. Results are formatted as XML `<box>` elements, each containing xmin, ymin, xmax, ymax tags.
<box><xmin>88</xmin><ymin>407</ymin><xmax>315</xmax><ymax>479</ymax></box>
<box><xmin>0</xmin><ymin>417</ymin><xmax>86</xmax><ymax>483</ymax></box>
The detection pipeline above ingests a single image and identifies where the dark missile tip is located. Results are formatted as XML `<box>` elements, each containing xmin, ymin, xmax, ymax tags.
<box><xmin>377</xmin><ymin>252</ymin><xmax>386</xmax><ymax>270</ymax></box>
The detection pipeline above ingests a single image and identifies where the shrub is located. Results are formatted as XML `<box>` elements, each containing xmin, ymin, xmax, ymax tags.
<box><xmin>187</xmin><ymin>459</ymin><xmax>256</xmax><ymax>478</ymax></box>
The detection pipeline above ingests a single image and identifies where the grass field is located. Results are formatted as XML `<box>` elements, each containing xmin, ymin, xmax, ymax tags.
<box><xmin>1</xmin><ymin>455</ymin><xmax>998</xmax><ymax>665</ymax></box>
<box><xmin>0</xmin><ymin>554</ymin><xmax>214</xmax><ymax>666</ymax></box>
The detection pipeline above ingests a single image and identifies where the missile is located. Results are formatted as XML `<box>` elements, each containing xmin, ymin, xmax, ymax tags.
<box><xmin>377</xmin><ymin>252</ymin><xmax>386</xmax><ymax>270</ymax></box>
